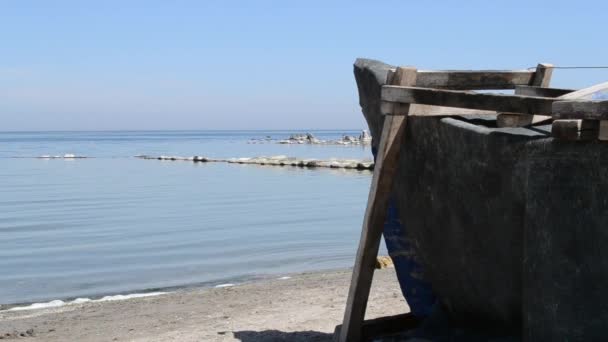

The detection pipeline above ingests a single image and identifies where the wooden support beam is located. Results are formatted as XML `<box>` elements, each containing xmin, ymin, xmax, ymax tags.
<box><xmin>549</xmin><ymin>82</ymin><xmax>608</xmax><ymax>140</ymax></box>
<box><xmin>558</xmin><ymin>81</ymin><xmax>608</xmax><ymax>100</ymax></box>
<box><xmin>551</xmin><ymin>119</ymin><xmax>599</xmax><ymax>141</ymax></box>
<box><xmin>412</xmin><ymin>70</ymin><xmax>535</xmax><ymax>90</ymax></box>
<box><xmin>384</xmin><ymin>80</ymin><xmax>608</xmax><ymax>118</ymax></box>
<box><xmin>381</xmin><ymin>85</ymin><xmax>555</xmax><ymax>115</ymax></box>
<box><xmin>551</xmin><ymin>82</ymin><xmax>608</xmax><ymax>140</ymax></box>
<box><xmin>497</xmin><ymin>63</ymin><xmax>554</xmax><ymax>127</ymax></box>
<box><xmin>496</xmin><ymin>113</ymin><xmax>551</xmax><ymax>127</ymax></box>
<box><xmin>515</xmin><ymin>85</ymin><xmax>575</xmax><ymax>98</ymax></box>
<box><xmin>552</xmin><ymin>100</ymin><xmax>608</xmax><ymax>120</ymax></box>
<box><xmin>387</xmin><ymin>70</ymin><xmax>497</xmax><ymax>116</ymax></box>
<box><xmin>552</xmin><ymin>120</ymin><xmax>582</xmax><ymax>140</ymax></box>
<box><xmin>339</xmin><ymin>67</ymin><xmax>417</xmax><ymax>342</ymax></box>
<box><xmin>409</xmin><ymin>105</ymin><xmax>496</xmax><ymax>116</ymax></box>
<box><xmin>334</xmin><ymin>313</ymin><xmax>420</xmax><ymax>342</ymax></box>
<box><xmin>599</xmin><ymin>121</ymin><xmax>608</xmax><ymax>141</ymax></box>
<box><xmin>529</xmin><ymin>63</ymin><xmax>553</xmax><ymax>88</ymax></box>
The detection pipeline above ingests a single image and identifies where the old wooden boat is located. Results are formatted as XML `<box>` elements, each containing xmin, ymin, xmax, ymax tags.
<box><xmin>339</xmin><ymin>58</ymin><xmax>608</xmax><ymax>341</ymax></box>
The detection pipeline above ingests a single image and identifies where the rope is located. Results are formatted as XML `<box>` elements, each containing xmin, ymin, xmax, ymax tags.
<box><xmin>527</xmin><ymin>66</ymin><xmax>608</xmax><ymax>71</ymax></box>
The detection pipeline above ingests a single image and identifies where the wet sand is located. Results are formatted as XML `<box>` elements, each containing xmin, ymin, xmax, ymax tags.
<box><xmin>0</xmin><ymin>269</ymin><xmax>408</xmax><ymax>341</ymax></box>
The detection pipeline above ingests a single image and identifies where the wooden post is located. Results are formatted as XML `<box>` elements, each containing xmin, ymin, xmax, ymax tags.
<box><xmin>551</xmin><ymin>119</ymin><xmax>599</xmax><ymax>141</ymax></box>
<box><xmin>552</xmin><ymin>99</ymin><xmax>608</xmax><ymax>140</ymax></box>
<box><xmin>530</xmin><ymin>63</ymin><xmax>553</xmax><ymax>88</ymax></box>
<box><xmin>599</xmin><ymin>121</ymin><xmax>608</xmax><ymax>141</ymax></box>
<box><xmin>550</xmin><ymin>83</ymin><xmax>608</xmax><ymax>140</ymax></box>
<box><xmin>497</xmin><ymin>63</ymin><xmax>553</xmax><ymax>127</ymax></box>
<box><xmin>338</xmin><ymin>66</ymin><xmax>417</xmax><ymax>342</ymax></box>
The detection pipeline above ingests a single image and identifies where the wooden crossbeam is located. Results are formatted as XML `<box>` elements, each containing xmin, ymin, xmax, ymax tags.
<box><xmin>552</xmin><ymin>100</ymin><xmax>608</xmax><ymax>120</ymax></box>
<box><xmin>381</xmin><ymin>85</ymin><xmax>555</xmax><ymax>115</ymax></box>
<box><xmin>412</xmin><ymin>70</ymin><xmax>535</xmax><ymax>90</ymax></box>
<box><xmin>558</xmin><ymin>81</ymin><xmax>608</xmax><ymax>100</ymax></box>
<box><xmin>497</xmin><ymin>63</ymin><xmax>554</xmax><ymax>127</ymax></box>
<box><xmin>552</xmin><ymin>99</ymin><xmax>608</xmax><ymax>141</ymax></box>
<box><xmin>515</xmin><ymin>85</ymin><xmax>575</xmax><ymax>98</ymax></box>
<box><xmin>334</xmin><ymin>313</ymin><xmax>420</xmax><ymax>342</ymax></box>
<box><xmin>496</xmin><ymin>113</ymin><xmax>551</xmax><ymax>127</ymax></box>
<box><xmin>339</xmin><ymin>67</ymin><xmax>417</xmax><ymax>342</ymax></box>
<box><xmin>551</xmin><ymin>119</ymin><xmax>599</xmax><ymax>141</ymax></box>
<box><xmin>408</xmin><ymin>106</ymin><xmax>496</xmax><ymax>116</ymax></box>
<box><xmin>600</xmin><ymin>121</ymin><xmax>608</xmax><ymax>141</ymax></box>
<box><xmin>550</xmin><ymin>82</ymin><xmax>608</xmax><ymax>140</ymax></box>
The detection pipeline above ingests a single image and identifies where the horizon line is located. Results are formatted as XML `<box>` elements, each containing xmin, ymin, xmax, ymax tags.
<box><xmin>0</xmin><ymin>128</ymin><xmax>369</xmax><ymax>133</ymax></box>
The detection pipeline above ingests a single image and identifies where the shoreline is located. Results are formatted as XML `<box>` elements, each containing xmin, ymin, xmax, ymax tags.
<box><xmin>0</xmin><ymin>268</ymin><xmax>408</xmax><ymax>341</ymax></box>
<box><xmin>0</xmin><ymin>269</ymin><xmax>335</xmax><ymax>312</ymax></box>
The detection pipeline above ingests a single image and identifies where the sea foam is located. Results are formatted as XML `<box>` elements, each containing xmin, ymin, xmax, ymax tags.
<box><xmin>37</xmin><ymin>154</ymin><xmax>86</xmax><ymax>159</ymax></box>
<box><xmin>5</xmin><ymin>292</ymin><xmax>166</xmax><ymax>312</ymax></box>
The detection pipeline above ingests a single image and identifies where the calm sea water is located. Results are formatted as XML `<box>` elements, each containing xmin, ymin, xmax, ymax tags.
<box><xmin>0</xmin><ymin>131</ymin><xmax>375</xmax><ymax>305</ymax></box>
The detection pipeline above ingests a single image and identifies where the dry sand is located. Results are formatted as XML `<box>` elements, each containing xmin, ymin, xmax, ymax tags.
<box><xmin>0</xmin><ymin>269</ymin><xmax>408</xmax><ymax>342</ymax></box>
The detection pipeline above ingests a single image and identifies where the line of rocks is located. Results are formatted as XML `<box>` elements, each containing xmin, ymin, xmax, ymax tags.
<box><xmin>248</xmin><ymin>131</ymin><xmax>372</xmax><ymax>146</ymax></box>
<box><xmin>135</xmin><ymin>155</ymin><xmax>374</xmax><ymax>171</ymax></box>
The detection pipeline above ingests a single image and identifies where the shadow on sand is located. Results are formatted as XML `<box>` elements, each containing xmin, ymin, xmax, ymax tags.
<box><xmin>233</xmin><ymin>329</ymin><xmax>333</xmax><ymax>342</ymax></box>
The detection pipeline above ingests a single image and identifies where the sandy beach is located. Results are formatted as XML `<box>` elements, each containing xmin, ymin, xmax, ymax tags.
<box><xmin>0</xmin><ymin>268</ymin><xmax>408</xmax><ymax>342</ymax></box>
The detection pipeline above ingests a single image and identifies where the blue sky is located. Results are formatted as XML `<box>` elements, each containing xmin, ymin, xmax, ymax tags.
<box><xmin>1</xmin><ymin>0</ymin><xmax>607</xmax><ymax>131</ymax></box>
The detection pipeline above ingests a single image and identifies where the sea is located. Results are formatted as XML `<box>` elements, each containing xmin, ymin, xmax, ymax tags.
<box><xmin>0</xmin><ymin>130</ymin><xmax>378</xmax><ymax>307</ymax></box>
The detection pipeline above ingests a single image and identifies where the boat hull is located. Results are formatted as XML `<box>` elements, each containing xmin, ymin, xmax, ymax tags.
<box><xmin>354</xmin><ymin>58</ymin><xmax>608</xmax><ymax>340</ymax></box>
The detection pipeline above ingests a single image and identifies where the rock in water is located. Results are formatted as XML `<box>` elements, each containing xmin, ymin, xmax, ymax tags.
<box><xmin>360</xmin><ymin>130</ymin><xmax>372</xmax><ymax>143</ymax></box>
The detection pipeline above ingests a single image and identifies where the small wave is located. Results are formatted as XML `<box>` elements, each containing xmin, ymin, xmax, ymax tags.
<box><xmin>214</xmin><ymin>283</ymin><xmax>235</xmax><ymax>288</ymax></box>
<box><xmin>96</xmin><ymin>292</ymin><xmax>166</xmax><ymax>302</ymax></box>
<box><xmin>7</xmin><ymin>299</ymin><xmax>66</xmax><ymax>311</ymax></box>
<box><xmin>37</xmin><ymin>154</ymin><xmax>87</xmax><ymax>159</ymax></box>
<box><xmin>278</xmin><ymin>276</ymin><xmax>291</xmax><ymax>280</ymax></box>
<box><xmin>5</xmin><ymin>292</ymin><xmax>166</xmax><ymax>312</ymax></box>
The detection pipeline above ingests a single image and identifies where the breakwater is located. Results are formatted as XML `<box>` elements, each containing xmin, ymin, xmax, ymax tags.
<box><xmin>135</xmin><ymin>155</ymin><xmax>375</xmax><ymax>170</ymax></box>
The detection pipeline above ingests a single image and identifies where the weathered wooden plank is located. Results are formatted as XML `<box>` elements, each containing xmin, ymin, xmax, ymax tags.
<box><xmin>497</xmin><ymin>63</ymin><xmax>554</xmax><ymax>127</ymax></box>
<box><xmin>599</xmin><ymin>121</ymin><xmax>608</xmax><ymax>141</ymax></box>
<box><xmin>339</xmin><ymin>116</ymin><xmax>406</xmax><ymax>342</ymax></box>
<box><xmin>551</xmin><ymin>119</ymin><xmax>599</xmax><ymax>141</ymax></box>
<box><xmin>497</xmin><ymin>113</ymin><xmax>551</xmax><ymax>127</ymax></box>
<box><xmin>393</xmin><ymin>68</ymin><xmax>497</xmax><ymax>116</ymax></box>
<box><xmin>558</xmin><ymin>81</ymin><xmax>608</xmax><ymax>100</ymax></box>
<box><xmin>552</xmin><ymin>100</ymin><xmax>608</xmax><ymax>120</ymax></box>
<box><xmin>339</xmin><ymin>67</ymin><xmax>417</xmax><ymax>342</ymax></box>
<box><xmin>552</xmin><ymin>120</ymin><xmax>581</xmax><ymax>140</ymax></box>
<box><xmin>379</xmin><ymin>70</ymin><xmax>396</xmax><ymax>115</ymax></box>
<box><xmin>386</xmin><ymin>71</ymin><xmax>497</xmax><ymax>117</ymax></box>
<box><xmin>381</xmin><ymin>85</ymin><xmax>555</xmax><ymax>115</ymax></box>
<box><xmin>515</xmin><ymin>85</ymin><xmax>575</xmax><ymax>98</ymax></box>
<box><xmin>389</xmin><ymin>67</ymin><xmax>417</xmax><ymax>116</ymax></box>
<box><xmin>334</xmin><ymin>313</ymin><xmax>420</xmax><ymax>342</ymax></box>
<box><xmin>548</xmin><ymin>82</ymin><xmax>608</xmax><ymax>140</ymax></box>
<box><xmin>409</xmin><ymin>105</ymin><xmax>496</xmax><ymax>116</ymax></box>
<box><xmin>549</xmin><ymin>83</ymin><xmax>608</xmax><ymax>141</ymax></box>
<box><xmin>412</xmin><ymin>70</ymin><xmax>535</xmax><ymax>90</ymax></box>
<box><xmin>529</xmin><ymin>63</ymin><xmax>553</xmax><ymax>88</ymax></box>
<box><xmin>383</xmin><ymin>75</ymin><xmax>498</xmax><ymax>116</ymax></box>
<box><xmin>380</xmin><ymin>68</ymin><xmax>416</xmax><ymax>115</ymax></box>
